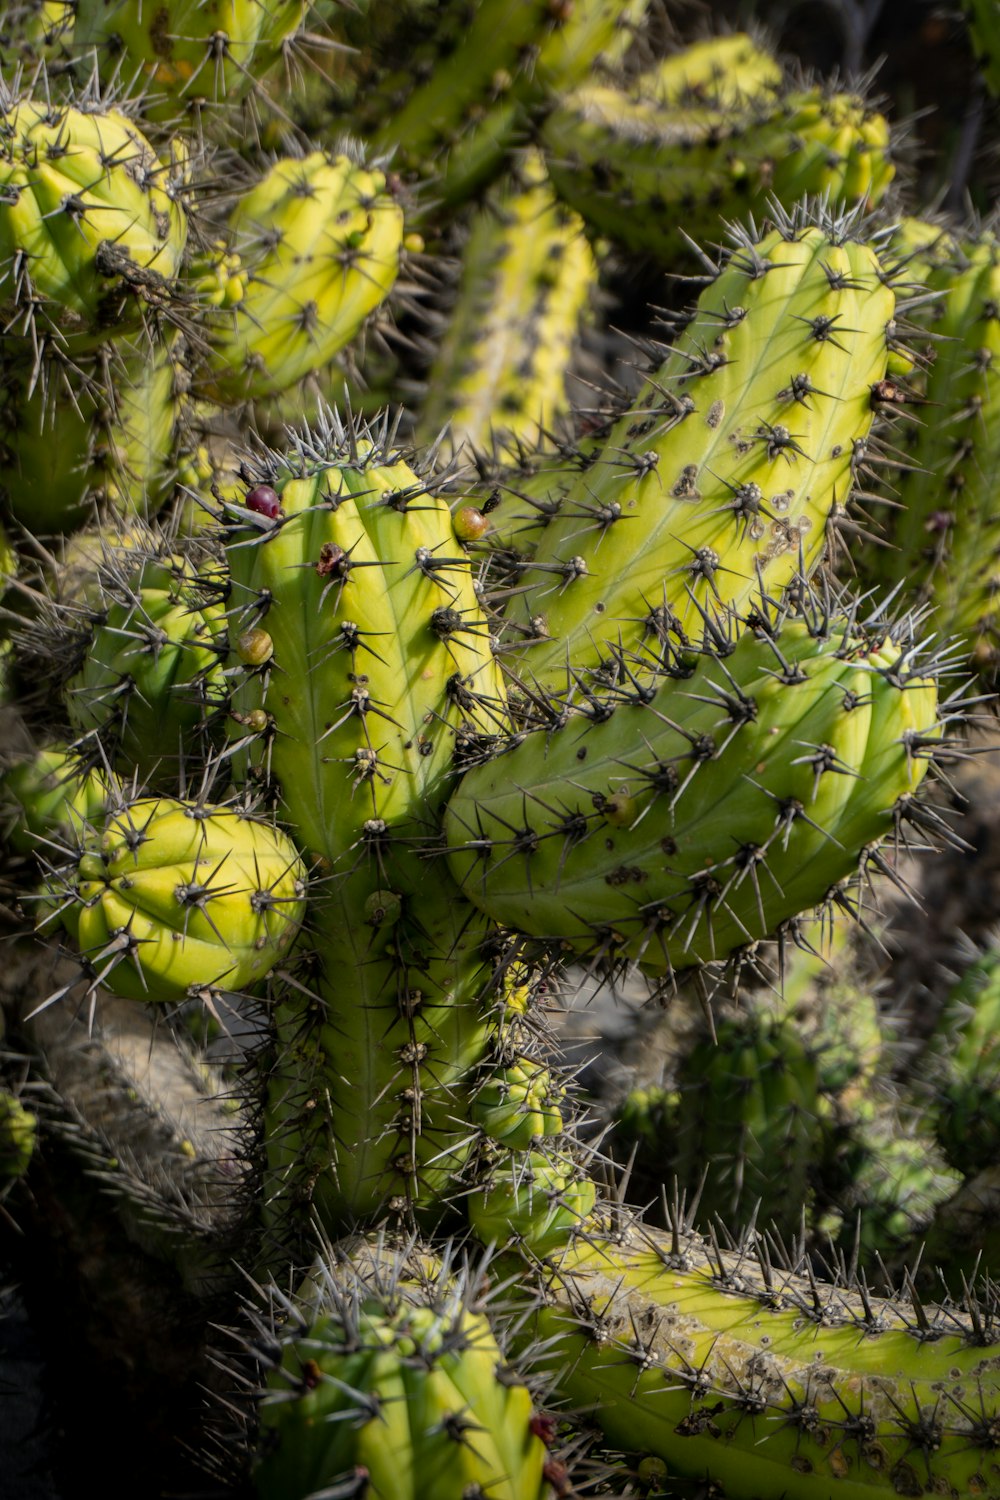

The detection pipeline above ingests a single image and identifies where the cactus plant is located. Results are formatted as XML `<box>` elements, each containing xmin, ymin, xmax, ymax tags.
<box><xmin>4</xmin><ymin>13</ymin><xmax>1000</xmax><ymax>1500</ymax></box>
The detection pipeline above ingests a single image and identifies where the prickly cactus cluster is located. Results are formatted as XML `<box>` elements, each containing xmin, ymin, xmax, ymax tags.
<box><xmin>5</xmin><ymin>5</ymin><xmax>1000</xmax><ymax>1499</ymax></box>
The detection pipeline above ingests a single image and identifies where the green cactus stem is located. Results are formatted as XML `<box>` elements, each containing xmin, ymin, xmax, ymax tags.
<box><xmin>504</xmin><ymin>211</ymin><xmax>899</xmax><ymax>690</ymax></box>
<box><xmin>964</xmin><ymin>0</ymin><xmax>1000</xmax><ymax>95</ymax></box>
<box><xmin>417</xmin><ymin>154</ymin><xmax>597</xmax><ymax>455</ymax></box>
<box><xmin>72</xmin><ymin>0</ymin><xmax>308</xmax><ymax>121</ymax></box>
<box><xmin>669</xmin><ymin>1009</ymin><xmax>823</xmax><ymax>1239</ymax></box>
<box><xmin>220</xmin><ymin>413</ymin><xmax>513</xmax><ymax>1227</ymax></box>
<box><xmin>919</xmin><ymin>949</ymin><xmax>1000</xmax><ymax>1176</ymax></box>
<box><xmin>523</xmin><ymin>1211</ymin><xmax>1000</xmax><ymax>1500</ymax></box>
<box><xmin>860</xmin><ymin>229</ymin><xmax>1000</xmax><ymax>677</ymax></box>
<box><xmin>447</xmin><ymin>600</ymin><xmax>941</xmax><ymax>976</ymax></box>
<box><xmin>370</xmin><ymin>0</ymin><xmax>649</xmax><ymax>212</ymax></box>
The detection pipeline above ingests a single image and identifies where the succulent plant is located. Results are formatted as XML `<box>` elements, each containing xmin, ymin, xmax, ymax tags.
<box><xmin>3</xmin><ymin>11</ymin><xmax>1000</xmax><ymax>1500</ymax></box>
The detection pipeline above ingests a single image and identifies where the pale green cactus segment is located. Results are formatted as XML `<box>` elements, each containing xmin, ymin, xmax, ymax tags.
<box><xmin>223</xmin><ymin>422</ymin><xmax>505</xmax><ymax>866</ymax></box>
<box><xmin>525</xmin><ymin>1217</ymin><xmax>1000</xmax><ymax>1500</ymax></box>
<box><xmin>862</xmin><ymin>233</ymin><xmax>1000</xmax><ymax>675</ymax></box>
<box><xmin>0</xmin><ymin>337</ymin><xmax>179</xmax><ymax>532</ymax></box>
<box><xmin>2</xmin><ymin>745</ymin><xmax>122</xmax><ymax>856</ymax></box>
<box><xmin>0</xmin><ymin>1089</ymin><xmax>36</xmax><ymax>1181</ymax></box>
<box><xmin>56</xmin><ymin>797</ymin><xmax>307</xmax><ymax>1003</ymax></box>
<box><xmin>639</xmin><ymin>32</ymin><xmax>783</xmax><ymax>108</ymax></box>
<box><xmin>671</xmin><ymin>1011</ymin><xmax>823</xmax><ymax>1238</ymax></box>
<box><xmin>72</xmin><ymin>0</ymin><xmax>307</xmax><ymax>120</ymax></box>
<box><xmin>542</xmin><ymin>87</ymin><xmax>893</xmax><ymax>265</ymax></box>
<box><xmin>472</xmin><ymin>1059</ymin><xmax>565</xmax><ymax>1149</ymax></box>
<box><xmin>507</xmin><ymin>220</ymin><xmax>896</xmax><ymax>686</ymax></box>
<box><xmin>445</xmin><ymin>614</ymin><xmax>938</xmax><ymax>973</ymax></box>
<box><xmin>964</xmin><ymin>0</ymin><xmax>1000</xmax><ymax>95</ymax></box>
<box><xmin>254</xmin><ymin>1246</ymin><xmax>552</xmax><ymax>1500</ymax></box>
<box><xmin>468</xmin><ymin>1146</ymin><xmax>596</xmax><ymax>1256</ymax></box>
<box><xmin>920</xmin><ymin>950</ymin><xmax>1000</xmax><ymax>1175</ymax></box>
<box><xmin>65</xmin><ymin>552</ymin><xmax>228</xmax><ymax>783</ymax></box>
<box><xmin>0</xmin><ymin>98</ymin><xmax>187</xmax><ymax>342</ymax></box>
<box><xmin>418</xmin><ymin>156</ymin><xmax>598</xmax><ymax>453</ymax></box>
<box><xmin>205</xmin><ymin>155</ymin><xmax>403</xmax><ymax>403</ymax></box>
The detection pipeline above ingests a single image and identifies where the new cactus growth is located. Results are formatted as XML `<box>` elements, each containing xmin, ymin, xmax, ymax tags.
<box><xmin>0</xmin><ymin>93</ymin><xmax>187</xmax><ymax>344</ymax></box>
<box><xmin>252</xmin><ymin>1240</ymin><xmax>554</xmax><ymax>1500</ymax></box>
<box><xmin>53</xmin><ymin>796</ymin><xmax>307</xmax><ymax>1002</ymax></box>
<box><xmin>2</xmin><ymin>744</ymin><xmax>120</xmax><ymax>854</ymax></box>
<box><xmin>472</xmin><ymin>1058</ymin><xmax>565</xmax><ymax>1149</ymax></box>
<box><xmin>204</xmin><ymin>154</ymin><xmax>404</xmax><ymax>403</ymax></box>
<box><xmin>66</xmin><ymin>552</ymin><xmax>228</xmax><ymax>781</ymax></box>
<box><xmin>467</xmin><ymin>1145</ymin><xmax>596</xmax><ymax>1255</ymax></box>
<box><xmin>0</xmin><ymin>1089</ymin><xmax>36</xmax><ymax>1181</ymax></box>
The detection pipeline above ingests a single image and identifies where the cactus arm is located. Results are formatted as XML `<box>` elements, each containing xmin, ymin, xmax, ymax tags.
<box><xmin>523</xmin><ymin>1216</ymin><xmax>1000</xmax><ymax>1500</ymax></box>
<box><xmin>505</xmin><ymin>217</ymin><xmax>897</xmax><ymax>688</ymax></box>
<box><xmin>446</xmin><ymin>610</ymin><xmax>939</xmax><ymax>971</ymax></box>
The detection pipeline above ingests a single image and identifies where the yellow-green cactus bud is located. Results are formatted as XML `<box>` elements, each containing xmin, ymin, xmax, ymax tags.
<box><xmin>2</xmin><ymin>746</ymin><xmax>121</xmax><ymax>855</ymax></box>
<box><xmin>473</xmin><ymin>1060</ymin><xmax>565</xmax><ymax>1149</ymax></box>
<box><xmin>0</xmin><ymin>1090</ymin><xmax>36</xmax><ymax>1180</ymax></box>
<box><xmin>468</xmin><ymin>1147</ymin><xmax>596</xmax><ymax>1255</ymax></box>
<box><xmin>254</xmin><ymin>1246</ymin><xmax>552</xmax><ymax>1500</ymax></box>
